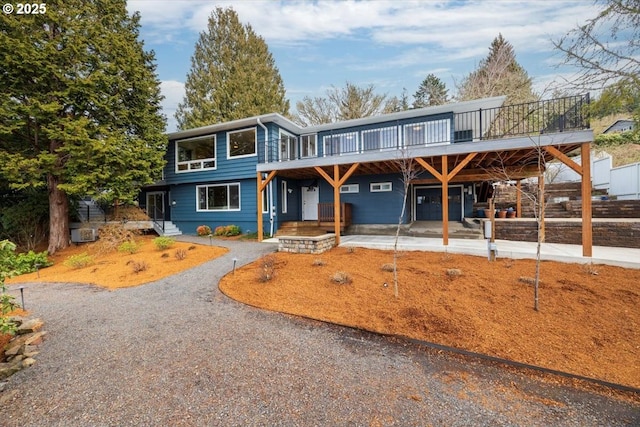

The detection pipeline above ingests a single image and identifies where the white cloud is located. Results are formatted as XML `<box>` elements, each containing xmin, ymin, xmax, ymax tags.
<box><xmin>159</xmin><ymin>80</ymin><xmax>185</xmax><ymax>133</ymax></box>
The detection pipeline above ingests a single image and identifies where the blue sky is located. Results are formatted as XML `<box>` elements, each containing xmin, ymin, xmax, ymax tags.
<box><xmin>127</xmin><ymin>0</ymin><xmax>601</xmax><ymax>132</ymax></box>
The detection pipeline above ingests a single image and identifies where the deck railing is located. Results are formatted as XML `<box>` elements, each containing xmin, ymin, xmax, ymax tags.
<box><xmin>317</xmin><ymin>203</ymin><xmax>352</xmax><ymax>229</ymax></box>
<box><xmin>260</xmin><ymin>94</ymin><xmax>590</xmax><ymax>163</ymax></box>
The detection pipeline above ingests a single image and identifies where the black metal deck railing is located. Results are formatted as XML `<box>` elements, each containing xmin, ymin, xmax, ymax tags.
<box><xmin>260</xmin><ymin>94</ymin><xmax>590</xmax><ymax>163</ymax></box>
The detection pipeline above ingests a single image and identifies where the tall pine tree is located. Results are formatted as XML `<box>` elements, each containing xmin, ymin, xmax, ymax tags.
<box><xmin>176</xmin><ymin>7</ymin><xmax>289</xmax><ymax>129</ymax></box>
<box><xmin>0</xmin><ymin>0</ymin><xmax>167</xmax><ymax>254</ymax></box>
<box><xmin>413</xmin><ymin>74</ymin><xmax>449</xmax><ymax>108</ymax></box>
<box><xmin>456</xmin><ymin>34</ymin><xmax>537</xmax><ymax>105</ymax></box>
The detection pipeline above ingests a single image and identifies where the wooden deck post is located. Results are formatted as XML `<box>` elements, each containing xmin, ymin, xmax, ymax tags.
<box><xmin>581</xmin><ymin>143</ymin><xmax>593</xmax><ymax>257</ymax></box>
<box><xmin>441</xmin><ymin>155</ymin><xmax>449</xmax><ymax>246</ymax></box>
<box><xmin>516</xmin><ymin>180</ymin><xmax>522</xmax><ymax>218</ymax></box>
<box><xmin>333</xmin><ymin>165</ymin><xmax>341</xmax><ymax>245</ymax></box>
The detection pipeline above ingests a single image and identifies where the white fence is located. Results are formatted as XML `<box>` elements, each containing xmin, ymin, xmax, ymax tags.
<box><xmin>548</xmin><ymin>151</ymin><xmax>640</xmax><ymax>200</ymax></box>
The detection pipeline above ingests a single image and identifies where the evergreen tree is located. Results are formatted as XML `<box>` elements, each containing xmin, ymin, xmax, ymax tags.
<box><xmin>0</xmin><ymin>0</ymin><xmax>167</xmax><ymax>254</ymax></box>
<box><xmin>176</xmin><ymin>7</ymin><xmax>289</xmax><ymax>129</ymax></box>
<box><xmin>294</xmin><ymin>82</ymin><xmax>396</xmax><ymax>126</ymax></box>
<box><xmin>456</xmin><ymin>34</ymin><xmax>537</xmax><ymax>105</ymax></box>
<box><xmin>413</xmin><ymin>74</ymin><xmax>449</xmax><ymax>108</ymax></box>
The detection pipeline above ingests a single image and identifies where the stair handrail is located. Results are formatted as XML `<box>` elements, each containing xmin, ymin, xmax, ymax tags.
<box><xmin>152</xmin><ymin>206</ymin><xmax>165</xmax><ymax>233</ymax></box>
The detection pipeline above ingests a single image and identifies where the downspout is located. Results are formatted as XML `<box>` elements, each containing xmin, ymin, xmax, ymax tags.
<box><xmin>257</xmin><ymin>118</ymin><xmax>275</xmax><ymax>237</ymax></box>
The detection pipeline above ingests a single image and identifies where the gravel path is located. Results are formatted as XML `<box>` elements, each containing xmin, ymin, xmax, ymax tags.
<box><xmin>1</xmin><ymin>237</ymin><xmax>638</xmax><ymax>426</ymax></box>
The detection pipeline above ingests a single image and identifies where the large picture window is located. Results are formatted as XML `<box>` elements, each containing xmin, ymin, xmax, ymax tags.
<box><xmin>362</xmin><ymin>126</ymin><xmax>398</xmax><ymax>151</ymax></box>
<box><xmin>404</xmin><ymin>119</ymin><xmax>450</xmax><ymax>146</ymax></box>
<box><xmin>176</xmin><ymin>136</ymin><xmax>216</xmax><ymax>172</ymax></box>
<box><xmin>197</xmin><ymin>183</ymin><xmax>240</xmax><ymax>211</ymax></box>
<box><xmin>228</xmin><ymin>128</ymin><xmax>257</xmax><ymax>158</ymax></box>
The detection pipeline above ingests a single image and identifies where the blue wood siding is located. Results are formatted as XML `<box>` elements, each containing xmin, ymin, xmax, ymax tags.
<box><xmin>169</xmin><ymin>178</ymin><xmax>269</xmax><ymax>235</ymax></box>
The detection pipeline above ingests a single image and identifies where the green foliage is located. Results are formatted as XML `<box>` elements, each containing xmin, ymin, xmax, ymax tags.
<box><xmin>117</xmin><ymin>240</ymin><xmax>140</xmax><ymax>254</ymax></box>
<box><xmin>64</xmin><ymin>253</ymin><xmax>94</xmax><ymax>269</ymax></box>
<box><xmin>0</xmin><ymin>241</ymin><xmax>18</xmax><ymax>334</ymax></box>
<box><xmin>413</xmin><ymin>74</ymin><xmax>449</xmax><ymax>108</ymax></box>
<box><xmin>175</xmin><ymin>6</ymin><xmax>289</xmax><ymax>129</ymax></box>
<box><xmin>590</xmin><ymin>80</ymin><xmax>640</xmax><ymax>120</ymax></box>
<box><xmin>213</xmin><ymin>225</ymin><xmax>241</xmax><ymax>236</ymax></box>
<box><xmin>0</xmin><ymin>239</ymin><xmax>51</xmax><ymax>276</ymax></box>
<box><xmin>0</xmin><ymin>189</ymin><xmax>49</xmax><ymax>250</ymax></box>
<box><xmin>153</xmin><ymin>236</ymin><xmax>176</xmax><ymax>250</ymax></box>
<box><xmin>0</xmin><ymin>0</ymin><xmax>167</xmax><ymax>254</ymax></box>
<box><xmin>456</xmin><ymin>34</ymin><xmax>537</xmax><ymax>105</ymax></box>
<box><xmin>595</xmin><ymin>131</ymin><xmax>640</xmax><ymax>146</ymax></box>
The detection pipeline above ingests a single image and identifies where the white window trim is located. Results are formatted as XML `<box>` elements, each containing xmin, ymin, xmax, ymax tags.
<box><xmin>196</xmin><ymin>183</ymin><xmax>241</xmax><ymax>212</ymax></box>
<box><xmin>227</xmin><ymin>127</ymin><xmax>257</xmax><ymax>159</ymax></box>
<box><xmin>370</xmin><ymin>182</ymin><xmax>392</xmax><ymax>192</ymax></box>
<box><xmin>175</xmin><ymin>135</ymin><xmax>216</xmax><ymax>173</ymax></box>
<box><xmin>262</xmin><ymin>186</ymin><xmax>269</xmax><ymax>214</ymax></box>
<box><xmin>278</xmin><ymin>129</ymin><xmax>297</xmax><ymax>162</ymax></box>
<box><xmin>300</xmin><ymin>134</ymin><xmax>317</xmax><ymax>158</ymax></box>
<box><xmin>340</xmin><ymin>183</ymin><xmax>360</xmax><ymax>194</ymax></box>
<box><xmin>281</xmin><ymin>181</ymin><xmax>288</xmax><ymax>213</ymax></box>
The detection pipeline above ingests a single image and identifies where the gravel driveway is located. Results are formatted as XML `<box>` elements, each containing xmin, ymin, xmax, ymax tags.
<box><xmin>1</xmin><ymin>237</ymin><xmax>638</xmax><ymax>426</ymax></box>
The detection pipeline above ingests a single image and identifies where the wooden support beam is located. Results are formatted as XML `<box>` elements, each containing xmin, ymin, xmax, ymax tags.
<box><xmin>442</xmin><ymin>155</ymin><xmax>449</xmax><ymax>246</ymax></box>
<box><xmin>415</xmin><ymin>157</ymin><xmax>443</xmax><ymax>182</ymax></box>
<box><xmin>449</xmin><ymin>152</ymin><xmax>477</xmax><ymax>180</ymax></box>
<box><xmin>337</xmin><ymin>163</ymin><xmax>360</xmax><ymax>187</ymax></box>
<box><xmin>314</xmin><ymin>166</ymin><xmax>334</xmax><ymax>186</ymax></box>
<box><xmin>259</xmin><ymin>170</ymin><xmax>278</xmax><ymax>191</ymax></box>
<box><xmin>544</xmin><ymin>146</ymin><xmax>583</xmax><ymax>175</ymax></box>
<box><xmin>581</xmin><ymin>144</ymin><xmax>593</xmax><ymax>257</ymax></box>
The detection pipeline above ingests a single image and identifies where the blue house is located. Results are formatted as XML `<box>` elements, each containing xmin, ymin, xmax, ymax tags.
<box><xmin>141</xmin><ymin>94</ymin><xmax>595</xmax><ymax>254</ymax></box>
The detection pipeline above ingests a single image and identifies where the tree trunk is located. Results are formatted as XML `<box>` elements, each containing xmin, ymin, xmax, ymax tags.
<box><xmin>47</xmin><ymin>173</ymin><xmax>70</xmax><ymax>255</ymax></box>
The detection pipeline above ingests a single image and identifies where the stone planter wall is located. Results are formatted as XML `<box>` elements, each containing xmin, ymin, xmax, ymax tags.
<box><xmin>278</xmin><ymin>234</ymin><xmax>336</xmax><ymax>254</ymax></box>
<box><xmin>1</xmin><ymin>317</ymin><xmax>46</xmax><ymax>383</ymax></box>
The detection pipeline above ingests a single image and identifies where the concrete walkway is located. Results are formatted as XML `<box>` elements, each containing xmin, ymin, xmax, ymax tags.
<box><xmin>336</xmin><ymin>235</ymin><xmax>640</xmax><ymax>269</ymax></box>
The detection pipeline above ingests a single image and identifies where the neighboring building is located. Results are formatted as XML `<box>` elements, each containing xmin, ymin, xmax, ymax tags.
<box><xmin>141</xmin><ymin>94</ymin><xmax>594</xmax><ymax>253</ymax></box>
<box><xmin>602</xmin><ymin>119</ymin><xmax>635</xmax><ymax>134</ymax></box>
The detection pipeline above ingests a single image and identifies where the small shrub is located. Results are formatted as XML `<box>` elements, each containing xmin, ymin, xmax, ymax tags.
<box><xmin>346</xmin><ymin>247</ymin><xmax>356</xmax><ymax>254</ymax></box>
<box><xmin>381</xmin><ymin>263</ymin><xmax>394</xmax><ymax>272</ymax></box>
<box><xmin>196</xmin><ymin>225</ymin><xmax>212</xmax><ymax>236</ymax></box>
<box><xmin>130</xmin><ymin>260</ymin><xmax>148</xmax><ymax>274</ymax></box>
<box><xmin>312</xmin><ymin>258</ymin><xmax>326</xmax><ymax>267</ymax></box>
<box><xmin>153</xmin><ymin>236</ymin><xmax>175</xmax><ymax>250</ymax></box>
<box><xmin>446</xmin><ymin>268</ymin><xmax>462</xmax><ymax>277</ymax></box>
<box><xmin>174</xmin><ymin>249</ymin><xmax>187</xmax><ymax>260</ymax></box>
<box><xmin>257</xmin><ymin>254</ymin><xmax>276</xmax><ymax>282</ymax></box>
<box><xmin>331</xmin><ymin>271</ymin><xmax>352</xmax><ymax>285</ymax></box>
<box><xmin>64</xmin><ymin>253</ymin><xmax>94</xmax><ymax>269</ymax></box>
<box><xmin>213</xmin><ymin>225</ymin><xmax>241</xmax><ymax>237</ymax></box>
<box><xmin>117</xmin><ymin>240</ymin><xmax>140</xmax><ymax>254</ymax></box>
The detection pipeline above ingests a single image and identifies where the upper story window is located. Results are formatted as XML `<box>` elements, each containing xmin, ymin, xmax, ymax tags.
<box><xmin>300</xmin><ymin>134</ymin><xmax>317</xmax><ymax>158</ymax></box>
<box><xmin>228</xmin><ymin>128</ymin><xmax>257</xmax><ymax>159</ymax></box>
<box><xmin>279</xmin><ymin>130</ymin><xmax>297</xmax><ymax>161</ymax></box>
<box><xmin>404</xmin><ymin>119</ymin><xmax>450</xmax><ymax>146</ymax></box>
<box><xmin>362</xmin><ymin>126</ymin><xmax>398</xmax><ymax>151</ymax></box>
<box><xmin>176</xmin><ymin>136</ymin><xmax>216</xmax><ymax>172</ymax></box>
<box><xmin>323</xmin><ymin>131</ymin><xmax>358</xmax><ymax>156</ymax></box>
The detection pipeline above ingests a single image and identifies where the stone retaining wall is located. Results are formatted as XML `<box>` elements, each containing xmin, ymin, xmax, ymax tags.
<box><xmin>278</xmin><ymin>234</ymin><xmax>336</xmax><ymax>254</ymax></box>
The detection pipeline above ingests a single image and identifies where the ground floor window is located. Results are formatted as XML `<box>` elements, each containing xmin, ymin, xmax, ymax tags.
<box><xmin>197</xmin><ymin>183</ymin><xmax>240</xmax><ymax>211</ymax></box>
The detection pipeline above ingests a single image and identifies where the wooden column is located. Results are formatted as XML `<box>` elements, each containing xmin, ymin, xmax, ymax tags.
<box><xmin>256</xmin><ymin>171</ymin><xmax>277</xmax><ymax>242</ymax></box>
<box><xmin>516</xmin><ymin>180</ymin><xmax>522</xmax><ymax>218</ymax></box>
<box><xmin>581</xmin><ymin>143</ymin><xmax>593</xmax><ymax>257</ymax></box>
<box><xmin>441</xmin><ymin>155</ymin><xmax>449</xmax><ymax>246</ymax></box>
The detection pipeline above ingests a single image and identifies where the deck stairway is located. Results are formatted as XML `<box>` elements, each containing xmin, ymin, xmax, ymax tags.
<box><xmin>78</xmin><ymin>198</ymin><xmax>105</xmax><ymax>222</ymax></box>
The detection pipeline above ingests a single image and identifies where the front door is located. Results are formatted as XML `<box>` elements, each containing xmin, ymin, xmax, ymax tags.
<box><xmin>146</xmin><ymin>192</ymin><xmax>164</xmax><ymax>221</ymax></box>
<box><xmin>415</xmin><ymin>187</ymin><xmax>462</xmax><ymax>221</ymax></box>
<box><xmin>301</xmin><ymin>187</ymin><xmax>319</xmax><ymax>220</ymax></box>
